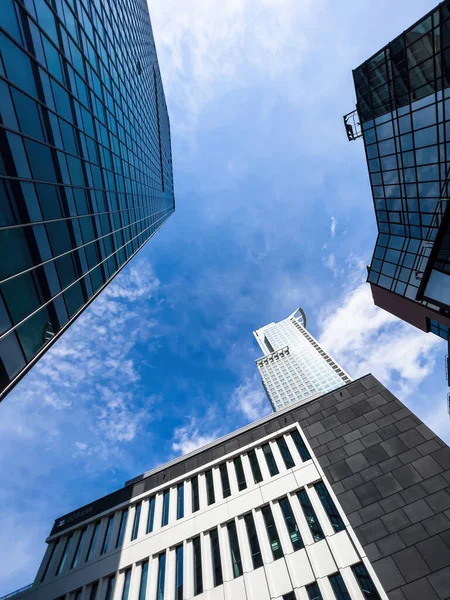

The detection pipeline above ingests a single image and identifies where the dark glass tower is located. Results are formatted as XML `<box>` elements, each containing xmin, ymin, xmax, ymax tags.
<box><xmin>345</xmin><ymin>1</ymin><xmax>450</xmax><ymax>387</ymax></box>
<box><xmin>0</xmin><ymin>0</ymin><xmax>175</xmax><ymax>400</ymax></box>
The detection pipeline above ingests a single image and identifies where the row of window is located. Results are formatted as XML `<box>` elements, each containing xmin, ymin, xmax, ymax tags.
<box><xmin>64</xmin><ymin>483</ymin><xmax>371</xmax><ymax>600</ymax></box>
<box><xmin>43</xmin><ymin>430</ymin><xmax>313</xmax><ymax>580</ymax></box>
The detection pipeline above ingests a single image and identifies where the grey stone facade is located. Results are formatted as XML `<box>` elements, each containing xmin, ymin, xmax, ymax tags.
<box><xmin>296</xmin><ymin>375</ymin><xmax>450</xmax><ymax>600</ymax></box>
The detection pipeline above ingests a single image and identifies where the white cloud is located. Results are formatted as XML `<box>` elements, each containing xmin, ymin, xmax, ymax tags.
<box><xmin>323</xmin><ymin>253</ymin><xmax>341</xmax><ymax>278</ymax></box>
<box><xmin>232</xmin><ymin>375</ymin><xmax>272</xmax><ymax>421</ymax></box>
<box><xmin>318</xmin><ymin>280</ymin><xmax>443</xmax><ymax>399</ymax></box>
<box><xmin>172</xmin><ymin>418</ymin><xmax>219</xmax><ymax>456</ymax></box>
<box><xmin>330</xmin><ymin>216</ymin><xmax>337</xmax><ymax>238</ymax></box>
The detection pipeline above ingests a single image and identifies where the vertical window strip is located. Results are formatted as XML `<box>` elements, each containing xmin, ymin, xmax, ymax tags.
<box><xmin>192</xmin><ymin>536</ymin><xmax>203</xmax><ymax>596</ymax></box>
<box><xmin>247</xmin><ymin>449</ymin><xmax>263</xmax><ymax>483</ymax></box>
<box><xmin>41</xmin><ymin>540</ymin><xmax>58</xmax><ymax>582</ymax></box>
<box><xmin>157</xmin><ymin>552</ymin><xmax>166</xmax><ymax>600</ymax></box>
<box><xmin>56</xmin><ymin>533</ymin><xmax>73</xmax><ymax>575</ymax></box>
<box><xmin>116</xmin><ymin>509</ymin><xmax>128</xmax><ymax>548</ymax></box>
<box><xmin>227</xmin><ymin>521</ymin><xmax>243</xmax><ymax>578</ymax></box>
<box><xmin>262</xmin><ymin>443</ymin><xmax>279</xmax><ymax>476</ymax></box>
<box><xmin>244</xmin><ymin>513</ymin><xmax>263</xmax><ymax>569</ymax></box>
<box><xmin>297</xmin><ymin>489</ymin><xmax>324</xmax><ymax>542</ymax></box>
<box><xmin>74</xmin><ymin>590</ymin><xmax>82</xmax><ymax>600</ymax></box>
<box><xmin>314</xmin><ymin>481</ymin><xmax>345</xmax><ymax>532</ymax></box>
<box><xmin>205</xmin><ymin>469</ymin><xmax>215</xmax><ymax>505</ymax></box>
<box><xmin>131</xmin><ymin>503</ymin><xmax>141</xmax><ymax>540</ymax></box>
<box><xmin>122</xmin><ymin>568</ymin><xmax>132</xmax><ymax>600</ymax></box>
<box><xmin>282</xmin><ymin>594</ymin><xmax>296</xmax><ymax>600</ymax></box>
<box><xmin>209</xmin><ymin>528</ymin><xmax>223</xmax><ymax>587</ymax></box>
<box><xmin>161</xmin><ymin>490</ymin><xmax>170</xmax><ymax>527</ymax></box>
<box><xmin>71</xmin><ymin>528</ymin><xmax>86</xmax><ymax>569</ymax></box>
<box><xmin>306</xmin><ymin>582</ymin><xmax>323</xmax><ymax>600</ymax></box>
<box><xmin>175</xmin><ymin>545</ymin><xmax>183</xmax><ymax>600</ymax></box>
<box><xmin>290</xmin><ymin>430</ymin><xmax>311</xmax><ymax>461</ymax></box>
<box><xmin>219</xmin><ymin>463</ymin><xmax>231</xmax><ymax>498</ymax></box>
<box><xmin>261</xmin><ymin>505</ymin><xmax>283</xmax><ymax>560</ymax></box>
<box><xmin>139</xmin><ymin>561</ymin><xmax>149</xmax><ymax>600</ymax></box>
<box><xmin>233</xmin><ymin>456</ymin><xmax>247</xmax><ymax>491</ymax></box>
<box><xmin>101</xmin><ymin>515</ymin><xmax>115</xmax><ymax>555</ymax></box>
<box><xmin>89</xmin><ymin>582</ymin><xmax>99</xmax><ymax>600</ymax></box>
<box><xmin>351</xmin><ymin>563</ymin><xmax>382</xmax><ymax>600</ymax></box>
<box><xmin>278</xmin><ymin>497</ymin><xmax>304</xmax><ymax>551</ymax></box>
<box><xmin>177</xmin><ymin>483</ymin><xmax>184</xmax><ymax>520</ymax></box>
<box><xmin>147</xmin><ymin>497</ymin><xmax>156</xmax><ymax>533</ymax></box>
<box><xmin>276</xmin><ymin>436</ymin><xmax>295</xmax><ymax>468</ymax></box>
<box><xmin>329</xmin><ymin>573</ymin><xmax>351</xmax><ymax>600</ymax></box>
<box><xmin>86</xmin><ymin>521</ymin><xmax>100</xmax><ymax>561</ymax></box>
<box><xmin>191</xmin><ymin>476</ymin><xmax>200</xmax><ymax>512</ymax></box>
<box><xmin>105</xmin><ymin>575</ymin><xmax>116</xmax><ymax>600</ymax></box>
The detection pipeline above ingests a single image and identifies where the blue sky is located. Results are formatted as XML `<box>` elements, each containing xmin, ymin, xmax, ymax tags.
<box><xmin>1</xmin><ymin>0</ymin><xmax>449</xmax><ymax>594</ymax></box>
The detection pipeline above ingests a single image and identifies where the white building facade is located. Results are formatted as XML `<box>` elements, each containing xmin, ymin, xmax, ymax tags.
<box><xmin>13</xmin><ymin>405</ymin><xmax>386</xmax><ymax>600</ymax></box>
<box><xmin>254</xmin><ymin>309</ymin><xmax>351</xmax><ymax>411</ymax></box>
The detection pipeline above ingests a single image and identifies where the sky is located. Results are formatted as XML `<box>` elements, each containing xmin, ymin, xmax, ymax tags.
<box><xmin>0</xmin><ymin>0</ymin><xmax>449</xmax><ymax>595</ymax></box>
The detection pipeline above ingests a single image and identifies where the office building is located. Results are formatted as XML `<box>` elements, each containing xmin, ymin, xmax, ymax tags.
<box><xmin>0</xmin><ymin>0</ymin><xmax>175</xmax><ymax>401</ymax></box>
<box><xmin>7</xmin><ymin>375</ymin><xmax>450</xmax><ymax>600</ymax></box>
<box><xmin>254</xmin><ymin>308</ymin><xmax>351</xmax><ymax>411</ymax></box>
<box><xmin>345</xmin><ymin>1</ymin><xmax>450</xmax><ymax>386</ymax></box>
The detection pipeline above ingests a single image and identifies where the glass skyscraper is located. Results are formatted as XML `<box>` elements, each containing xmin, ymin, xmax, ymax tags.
<box><xmin>254</xmin><ymin>308</ymin><xmax>351</xmax><ymax>411</ymax></box>
<box><xmin>0</xmin><ymin>0</ymin><xmax>175</xmax><ymax>401</ymax></box>
<box><xmin>345</xmin><ymin>2</ymin><xmax>450</xmax><ymax>378</ymax></box>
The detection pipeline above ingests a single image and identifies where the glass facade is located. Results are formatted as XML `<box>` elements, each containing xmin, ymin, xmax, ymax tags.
<box><xmin>0</xmin><ymin>0</ymin><xmax>175</xmax><ymax>401</ymax></box>
<box><xmin>352</xmin><ymin>4</ymin><xmax>450</xmax><ymax>333</ymax></box>
<box><xmin>254</xmin><ymin>309</ymin><xmax>350</xmax><ymax>411</ymax></box>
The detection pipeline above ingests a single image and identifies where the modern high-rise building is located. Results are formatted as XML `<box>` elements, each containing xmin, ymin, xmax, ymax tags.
<box><xmin>0</xmin><ymin>0</ymin><xmax>175</xmax><ymax>401</ymax></box>
<box><xmin>8</xmin><ymin>375</ymin><xmax>450</xmax><ymax>600</ymax></box>
<box><xmin>254</xmin><ymin>308</ymin><xmax>351</xmax><ymax>411</ymax></box>
<box><xmin>344</xmin><ymin>1</ymin><xmax>450</xmax><ymax>388</ymax></box>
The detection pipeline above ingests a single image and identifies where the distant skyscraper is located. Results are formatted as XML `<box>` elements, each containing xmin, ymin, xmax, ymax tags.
<box><xmin>254</xmin><ymin>308</ymin><xmax>351</xmax><ymax>411</ymax></box>
<box><xmin>345</xmin><ymin>2</ymin><xmax>450</xmax><ymax>389</ymax></box>
<box><xmin>0</xmin><ymin>0</ymin><xmax>175</xmax><ymax>401</ymax></box>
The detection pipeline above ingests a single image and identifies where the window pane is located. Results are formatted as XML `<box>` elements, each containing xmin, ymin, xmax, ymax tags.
<box><xmin>101</xmin><ymin>516</ymin><xmax>114</xmax><ymax>554</ymax></box>
<box><xmin>279</xmin><ymin>497</ymin><xmax>304</xmax><ymax>551</ymax></box>
<box><xmin>219</xmin><ymin>463</ymin><xmax>231</xmax><ymax>498</ymax></box>
<box><xmin>276</xmin><ymin>437</ymin><xmax>295</xmax><ymax>469</ymax></box>
<box><xmin>177</xmin><ymin>484</ymin><xmax>184</xmax><ymax>520</ymax></box>
<box><xmin>233</xmin><ymin>456</ymin><xmax>247</xmax><ymax>491</ymax></box>
<box><xmin>105</xmin><ymin>576</ymin><xmax>116</xmax><ymax>600</ymax></box>
<box><xmin>86</xmin><ymin>522</ymin><xmax>100</xmax><ymax>561</ymax></box>
<box><xmin>248</xmin><ymin>449</ymin><xmax>263</xmax><ymax>483</ymax></box>
<box><xmin>290</xmin><ymin>430</ymin><xmax>311</xmax><ymax>461</ymax></box>
<box><xmin>210</xmin><ymin>528</ymin><xmax>223</xmax><ymax>587</ymax></box>
<box><xmin>122</xmin><ymin>568</ymin><xmax>131</xmax><ymax>600</ymax></box>
<box><xmin>41</xmin><ymin>541</ymin><xmax>58</xmax><ymax>582</ymax></box>
<box><xmin>147</xmin><ymin>497</ymin><xmax>156</xmax><ymax>533</ymax></box>
<box><xmin>261</xmin><ymin>505</ymin><xmax>283</xmax><ymax>560</ymax></box>
<box><xmin>56</xmin><ymin>533</ymin><xmax>73</xmax><ymax>575</ymax></box>
<box><xmin>89</xmin><ymin>582</ymin><xmax>99</xmax><ymax>600</ymax></box>
<box><xmin>283</xmin><ymin>594</ymin><xmax>296</xmax><ymax>600</ymax></box>
<box><xmin>116</xmin><ymin>509</ymin><xmax>128</xmax><ymax>548</ymax></box>
<box><xmin>329</xmin><ymin>573</ymin><xmax>351</xmax><ymax>600</ymax></box>
<box><xmin>227</xmin><ymin>521</ymin><xmax>243</xmax><ymax>578</ymax></box>
<box><xmin>192</xmin><ymin>476</ymin><xmax>200</xmax><ymax>512</ymax></box>
<box><xmin>175</xmin><ymin>545</ymin><xmax>183</xmax><ymax>600</ymax></box>
<box><xmin>71</xmin><ymin>528</ymin><xmax>86</xmax><ymax>569</ymax></box>
<box><xmin>314</xmin><ymin>482</ymin><xmax>345</xmax><ymax>532</ymax></box>
<box><xmin>306</xmin><ymin>582</ymin><xmax>323</xmax><ymax>600</ymax></box>
<box><xmin>162</xmin><ymin>490</ymin><xmax>170</xmax><ymax>527</ymax></box>
<box><xmin>352</xmin><ymin>563</ymin><xmax>381</xmax><ymax>600</ymax></box>
<box><xmin>139</xmin><ymin>562</ymin><xmax>149</xmax><ymax>600</ymax></box>
<box><xmin>193</xmin><ymin>536</ymin><xmax>203</xmax><ymax>595</ymax></box>
<box><xmin>205</xmin><ymin>469</ymin><xmax>215</xmax><ymax>505</ymax></box>
<box><xmin>132</xmin><ymin>503</ymin><xmax>141</xmax><ymax>540</ymax></box>
<box><xmin>297</xmin><ymin>490</ymin><xmax>324</xmax><ymax>542</ymax></box>
<box><xmin>157</xmin><ymin>553</ymin><xmax>166</xmax><ymax>600</ymax></box>
<box><xmin>262</xmin><ymin>443</ymin><xmax>279</xmax><ymax>476</ymax></box>
<box><xmin>244</xmin><ymin>513</ymin><xmax>263</xmax><ymax>569</ymax></box>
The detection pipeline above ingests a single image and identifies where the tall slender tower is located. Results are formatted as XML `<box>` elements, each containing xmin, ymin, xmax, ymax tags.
<box><xmin>254</xmin><ymin>308</ymin><xmax>351</xmax><ymax>411</ymax></box>
<box><xmin>0</xmin><ymin>0</ymin><xmax>175</xmax><ymax>402</ymax></box>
